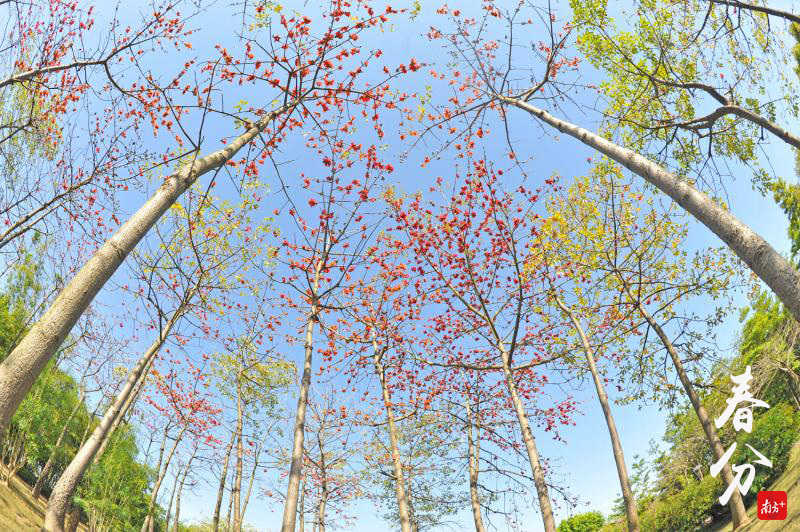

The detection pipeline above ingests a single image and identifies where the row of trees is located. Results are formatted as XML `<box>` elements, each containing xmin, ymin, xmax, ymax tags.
<box><xmin>0</xmin><ymin>0</ymin><xmax>798</xmax><ymax>530</ymax></box>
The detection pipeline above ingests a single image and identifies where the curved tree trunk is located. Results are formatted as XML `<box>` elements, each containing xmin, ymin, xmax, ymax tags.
<box><xmin>172</xmin><ymin>451</ymin><xmax>195</xmax><ymax>531</ymax></box>
<box><xmin>212</xmin><ymin>432</ymin><xmax>236</xmax><ymax>532</ymax></box>
<box><xmin>141</xmin><ymin>427</ymin><xmax>186</xmax><ymax>532</ymax></box>
<box><xmin>371</xmin><ymin>340</ymin><xmax>413</xmax><ymax>532</ymax></box>
<box><xmin>0</xmin><ymin>102</ymin><xmax>297</xmax><ymax>436</ymax></box>
<box><xmin>43</xmin><ymin>306</ymin><xmax>185</xmax><ymax>532</ymax></box>
<box><xmin>619</xmin><ymin>277</ymin><xmax>750</xmax><ymax>529</ymax></box>
<box><xmin>502</xmin><ymin>96</ymin><xmax>800</xmax><ymax>324</ymax></box>
<box><xmin>554</xmin><ymin>295</ymin><xmax>640</xmax><ymax>532</ymax></box>
<box><xmin>465</xmin><ymin>398</ymin><xmax>486</xmax><ymax>532</ymax></box>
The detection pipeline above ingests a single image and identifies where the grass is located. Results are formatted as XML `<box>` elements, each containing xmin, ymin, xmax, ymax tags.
<box><xmin>0</xmin><ymin>465</ymin><xmax>87</xmax><ymax>532</ymax></box>
<box><xmin>711</xmin><ymin>441</ymin><xmax>800</xmax><ymax>531</ymax></box>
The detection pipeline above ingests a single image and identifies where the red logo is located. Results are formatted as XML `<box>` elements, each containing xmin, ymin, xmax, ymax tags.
<box><xmin>757</xmin><ymin>491</ymin><xmax>787</xmax><ymax>520</ymax></box>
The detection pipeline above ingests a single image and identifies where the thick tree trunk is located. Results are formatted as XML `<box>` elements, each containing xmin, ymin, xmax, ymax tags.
<box><xmin>280</xmin><ymin>266</ymin><xmax>322</xmax><ymax>532</ymax></box>
<box><xmin>212</xmin><ymin>432</ymin><xmax>236</xmax><ymax>532</ymax></box>
<box><xmin>498</xmin><ymin>343</ymin><xmax>556</xmax><ymax>532</ymax></box>
<box><xmin>372</xmin><ymin>341</ymin><xmax>412</xmax><ymax>532</ymax></box>
<box><xmin>503</xmin><ymin>96</ymin><xmax>800</xmax><ymax>324</ymax></box>
<box><xmin>465</xmin><ymin>398</ymin><xmax>486</xmax><ymax>532</ymax></box>
<box><xmin>0</xmin><ymin>102</ymin><xmax>296</xmax><ymax>436</ymax></box>
<box><xmin>621</xmin><ymin>279</ymin><xmax>750</xmax><ymax>529</ymax></box>
<box><xmin>33</xmin><ymin>392</ymin><xmax>85</xmax><ymax>499</ymax></box>
<box><xmin>232</xmin><ymin>376</ymin><xmax>244</xmax><ymax>532</ymax></box>
<box><xmin>43</xmin><ymin>311</ymin><xmax>183</xmax><ymax>532</ymax></box>
<box><xmin>554</xmin><ymin>296</ymin><xmax>640</xmax><ymax>532</ymax></box>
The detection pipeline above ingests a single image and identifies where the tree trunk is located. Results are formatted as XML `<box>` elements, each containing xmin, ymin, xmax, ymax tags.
<box><xmin>232</xmin><ymin>375</ymin><xmax>244</xmax><ymax>532</ymax></box>
<box><xmin>372</xmin><ymin>340</ymin><xmax>413</xmax><ymax>532</ymax></box>
<box><xmin>502</xmin><ymin>96</ymin><xmax>800</xmax><ymax>324</ymax></box>
<box><xmin>498</xmin><ymin>343</ymin><xmax>556</xmax><ymax>532</ymax></box>
<box><xmin>212</xmin><ymin>431</ymin><xmax>236</xmax><ymax>532</ymax></box>
<box><xmin>93</xmin><ymin>353</ymin><xmax>153</xmax><ymax>466</ymax></box>
<box><xmin>554</xmin><ymin>295</ymin><xmax>640</xmax><ymax>532</ymax></box>
<box><xmin>465</xmin><ymin>398</ymin><xmax>486</xmax><ymax>532</ymax></box>
<box><xmin>172</xmin><ymin>452</ymin><xmax>195</xmax><ymax>531</ymax></box>
<box><xmin>280</xmin><ymin>265</ymin><xmax>322</xmax><ymax>532</ymax></box>
<box><xmin>43</xmin><ymin>310</ymin><xmax>184</xmax><ymax>532</ymax></box>
<box><xmin>239</xmin><ymin>434</ymin><xmax>265</xmax><ymax>523</ymax></box>
<box><xmin>0</xmin><ymin>102</ymin><xmax>297</xmax><ymax>436</ymax></box>
<box><xmin>141</xmin><ymin>426</ymin><xmax>186</xmax><ymax>532</ymax></box>
<box><xmin>620</xmin><ymin>278</ymin><xmax>749</xmax><ymax>529</ymax></box>
<box><xmin>33</xmin><ymin>392</ymin><xmax>85</xmax><ymax>499</ymax></box>
<box><xmin>299</xmin><ymin>472</ymin><xmax>306</xmax><ymax>532</ymax></box>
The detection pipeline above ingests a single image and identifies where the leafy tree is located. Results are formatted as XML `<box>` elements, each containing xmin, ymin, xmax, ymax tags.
<box><xmin>557</xmin><ymin>511</ymin><xmax>605</xmax><ymax>532</ymax></box>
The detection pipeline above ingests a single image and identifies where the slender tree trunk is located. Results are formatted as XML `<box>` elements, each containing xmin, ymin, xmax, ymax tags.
<box><xmin>554</xmin><ymin>295</ymin><xmax>640</xmax><ymax>532</ymax></box>
<box><xmin>465</xmin><ymin>398</ymin><xmax>486</xmax><ymax>532</ymax></box>
<box><xmin>371</xmin><ymin>340</ymin><xmax>413</xmax><ymax>532</ymax></box>
<box><xmin>3</xmin><ymin>432</ymin><xmax>25</xmax><ymax>486</ymax></box>
<box><xmin>164</xmin><ymin>464</ymin><xmax>182</xmax><ymax>532</ymax></box>
<box><xmin>172</xmin><ymin>452</ymin><xmax>195</xmax><ymax>532</ymax></box>
<box><xmin>502</xmin><ymin>96</ymin><xmax>800</xmax><ymax>324</ymax></box>
<box><xmin>93</xmin><ymin>353</ymin><xmax>153</xmax><ymax>466</ymax></box>
<box><xmin>280</xmin><ymin>265</ymin><xmax>322</xmax><ymax>532</ymax></box>
<box><xmin>315</xmin><ymin>474</ymin><xmax>328</xmax><ymax>532</ymax></box>
<box><xmin>0</xmin><ymin>102</ymin><xmax>297</xmax><ymax>436</ymax></box>
<box><xmin>33</xmin><ymin>392</ymin><xmax>85</xmax><ymax>499</ymax></box>
<box><xmin>44</xmin><ymin>309</ymin><xmax>184</xmax><ymax>532</ymax></box>
<box><xmin>141</xmin><ymin>426</ymin><xmax>186</xmax><ymax>532</ymax></box>
<box><xmin>239</xmin><ymin>436</ymin><xmax>265</xmax><ymax>523</ymax></box>
<box><xmin>498</xmin><ymin>343</ymin><xmax>556</xmax><ymax>532</ymax></box>
<box><xmin>212</xmin><ymin>431</ymin><xmax>236</xmax><ymax>532</ymax></box>
<box><xmin>619</xmin><ymin>278</ymin><xmax>749</xmax><ymax>529</ymax></box>
<box><xmin>232</xmin><ymin>375</ymin><xmax>244</xmax><ymax>532</ymax></box>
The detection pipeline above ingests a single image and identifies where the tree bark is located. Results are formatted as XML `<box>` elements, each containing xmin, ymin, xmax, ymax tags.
<box><xmin>32</xmin><ymin>392</ymin><xmax>85</xmax><ymax>499</ymax></box>
<box><xmin>280</xmin><ymin>264</ymin><xmax>322</xmax><ymax>532</ymax></box>
<box><xmin>0</xmin><ymin>102</ymin><xmax>296</xmax><ymax>436</ymax></box>
<box><xmin>619</xmin><ymin>278</ymin><xmax>750</xmax><ymax>529</ymax></box>
<box><xmin>212</xmin><ymin>431</ymin><xmax>236</xmax><ymax>532</ymax></box>
<box><xmin>232</xmin><ymin>374</ymin><xmax>244</xmax><ymax>532</ymax></box>
<box><xmin>502</xmin><ymin>96</ymin><xmax>800</xmax><ymax>325</ymax></box>
<box><xmin>43</xmin><ymin>308</ymin><xmax>184</xmax><ymax>532</ymax></box>
<box><xmin>141</xmin><ymin>427</ymin><xmax>186</xmax><ymax>532</ymax></box>
<box><xmin>172</xmin><ymin>452</ymin><xmax>195</xmax><ymax>531</ymax></box>
<box><xmin>554</xmin><ymin>295</ymin><xmax>640</xmax><ymax>532</ymax></box>
<box><xmin>498</xmin><ymin>342</ymin><xmax>556</xmax><ymax>532</ymax></box>
<box><xmin>465</xmin><ymin>398</ymin><xmax>486</xmax><ymax>532</ymax></box>
<box><xmin>372</xmin><ymin>340</ymin><xmax>413</xmax><ymax>532</ymax></box>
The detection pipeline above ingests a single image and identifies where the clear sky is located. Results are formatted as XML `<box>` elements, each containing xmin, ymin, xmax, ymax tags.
<box><xmin>75</xmin><ymin>0</ymin><xmax>797</xmax><ymax>530</ymax></box>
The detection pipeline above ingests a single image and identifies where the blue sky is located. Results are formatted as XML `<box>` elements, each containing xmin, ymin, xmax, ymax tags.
<box><xmin>70</xmin><ymin>0</ymin><xmax>798</xmax><ymax>530</ymax></box>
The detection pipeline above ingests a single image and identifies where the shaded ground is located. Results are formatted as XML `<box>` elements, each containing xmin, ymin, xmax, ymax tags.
<box><xmin>0</xmin><ymin>465</ymin><xmax>87</xmax><ymax>531</ymax></box>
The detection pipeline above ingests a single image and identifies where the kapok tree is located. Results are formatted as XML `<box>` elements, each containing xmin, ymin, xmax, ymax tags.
<box><xmin>0</xmin><ymin>0</ymin><xmax>407</xmax><ymax>437</ymax></box>
<box><xmin>387</xmin><ymin>163</ymin><xmax>574</xmax><ymax>532</ymax></box>
<box><xmin>271</xmin><ymin>128</ymin><xmax>401</xmax><ymax>529</ymax></box>
<box><xmin>539</xmin><ymin>160</ymin><xmax>750</xmax><ymax>527</ymax></box>
<box><xmin>423</xmin><ymin>2</ymin><xmax>800</xmax><ymax>325</ymax></box>
<box><xmin>42</xmin><ymin>180</ymin><xmax>275</xmax><ymax>531</ymax></box>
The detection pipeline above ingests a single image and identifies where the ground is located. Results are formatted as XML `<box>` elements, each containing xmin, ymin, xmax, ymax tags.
<box><xmin>0</xmin><ymin>466</ymin><xmax>87</xmax><ymax>532</ymax></box>
<box><xmin>712</xmin><ymin>441</ymin><xmax>800</xmax><ymax>531</ymax></box>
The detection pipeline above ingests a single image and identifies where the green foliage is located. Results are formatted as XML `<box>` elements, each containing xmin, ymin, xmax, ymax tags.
<box><xmin>557</xmin><ymin>510</ymin><xmax>605</xmax><ymax>532</ymax></box>
<box><xmin>733</xmin><ymin>403</ymin><xmax>800</xmax><ymax>497</ymax></box>
<box><xmin>637</xmin><ymin>474</ymin><xmax>720</xmax><ymax>532</ymax></box>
